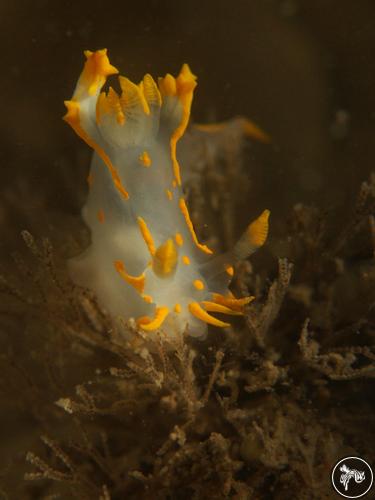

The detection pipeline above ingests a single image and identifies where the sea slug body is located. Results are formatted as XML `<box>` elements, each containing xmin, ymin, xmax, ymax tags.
<box><xmin>64</xmin><ymin>49</ymin><xmax>270</xmax><ymax>338</ymax></box>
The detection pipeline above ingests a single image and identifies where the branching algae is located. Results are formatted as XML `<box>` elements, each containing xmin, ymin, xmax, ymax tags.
<box><xmin>64</xmin><ymin>49</ymin><xmax>270</xmax><ymax>337</ymax></box>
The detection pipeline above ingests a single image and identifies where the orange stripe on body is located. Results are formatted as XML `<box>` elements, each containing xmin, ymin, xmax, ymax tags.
<box><xmin>63</xmin><ymin>100</ymin><xmax>129</xmax><ymax>200</ymax></box>
<box><xmin>114</xmin><ymin>260</ymin><xmax>145</xmax><ymax>293</ymax></box>
<box><xmin>179</xmin><ymin>198</ymin><xmax>213</xmax><ymax>255</ymax></box>
<box><xmin>137</xmin><ymin>217</ymin><xmax>156</xmax><ymax>256</ymax></box>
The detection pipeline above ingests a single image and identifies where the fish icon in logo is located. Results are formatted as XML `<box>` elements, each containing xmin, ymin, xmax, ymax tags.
<box><xmin>339</xmin><ymin>463</ymin><xmax>365</xmax><ymax>491</ymax></box>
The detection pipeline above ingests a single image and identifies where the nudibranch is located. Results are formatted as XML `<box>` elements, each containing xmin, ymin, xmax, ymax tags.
<box><xmin>64</xmin><ymin>49</ymin><xmax>270</xmax><ymax>338</ymax></box>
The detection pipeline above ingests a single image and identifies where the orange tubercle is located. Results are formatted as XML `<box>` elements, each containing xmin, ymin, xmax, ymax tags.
<box><xmin>139</xmin><ymin>151</ymin><xmax>152</xmax><ymax>167</ymax></box>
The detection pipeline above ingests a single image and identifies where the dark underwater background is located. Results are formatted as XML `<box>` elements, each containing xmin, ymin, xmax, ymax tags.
<box><xmin>0</xmin><ymin>1</ymin><xmax>374</xmax><ymax>498</ymax></box>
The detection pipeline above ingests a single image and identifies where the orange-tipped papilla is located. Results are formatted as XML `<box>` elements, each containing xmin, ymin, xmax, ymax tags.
<box><xmin>233</xmin><ymin>209</ymin><xmax>270</xmax><ymax>261</ymax></box>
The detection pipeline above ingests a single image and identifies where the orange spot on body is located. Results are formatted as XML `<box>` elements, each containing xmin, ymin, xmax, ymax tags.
<box><xmin>175</xmin><ymin>233</ymin><xmax>183</xmax><ymax>246</ymax></box>
<box><xmin>193</xmin><ymin>279</ymin><xmax>204</xmax><ymax>290</ymax></box>
<box><xmin>142</xmin><ymin>294</ymin><xmax>153</xmax><ymax>303</ymax></box>
<box><xmin>139</xmin><ymin>151</ymin><xmax>152</xmax><ymax>167</ymax></box>
<box><xmin>97</xmin><ymin>209</ymin><xmax>105</xmax><ymax>223</ymax></box>
<box><xmin>182</xmin><ymin>255</ymin><xmax>190</xmax><ymax>265</ymax></box>
<box><xmin>225</xmin><ymin>264</ymin><xmax>234</xmax><ymax>277</ymax></box>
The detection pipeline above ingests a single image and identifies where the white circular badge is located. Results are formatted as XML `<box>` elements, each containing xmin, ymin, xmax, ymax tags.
<box><xmin>331</xmin><ymin>456</ymin><xmax>373</xmax><ymax>498</ymax></box>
